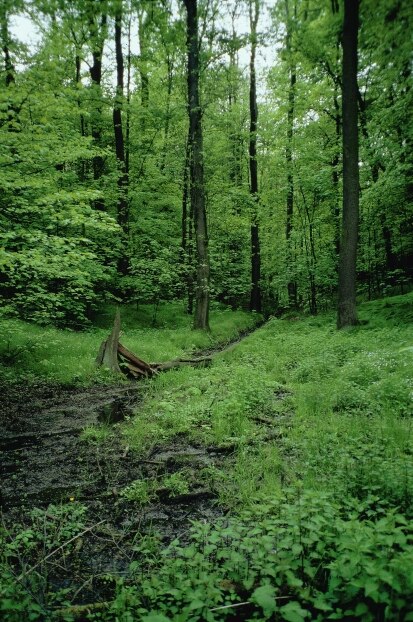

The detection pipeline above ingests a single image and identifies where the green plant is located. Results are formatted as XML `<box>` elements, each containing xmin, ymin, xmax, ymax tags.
<box><xmin>159</xmin><ymin>471</ymin><xmax>190</xmax><ymax>497</ymax></box>
<box><xmin>120</xmin><ymin>480</ymin><xmax>153</xmax><ymax>504</ymax></box>
<box><xmin>80</xmin><ymin>424</ymin><xmax>112</xmax><ymax>444</ymax></box>
<box><xmin>105</xmin><ymin>490</ymin><xmax>413</xmax><ymax>621</ymax></box>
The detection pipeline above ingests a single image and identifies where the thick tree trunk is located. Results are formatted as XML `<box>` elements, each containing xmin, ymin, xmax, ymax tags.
<box><xmin>337</xmin><ymin>0</ymin><xmax>359</xmax><ymax>328</ymax></box>
<box><xmin>184</xmin><ymin>0</ymin><xmax>210</xmax><ymax>330</ymax></box>
<box><xmin>249</xmin><ymin>0</ymin><xmax>262</xmax><ymax>313</ymax></box>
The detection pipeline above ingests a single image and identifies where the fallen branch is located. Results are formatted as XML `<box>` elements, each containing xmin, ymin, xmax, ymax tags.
<box><xmin>18</xmin><ymin>520</ymin><xmax>106</xmax><ymax>581</ymax></box>
<box><xmin>96</xmin><ymin>312</ymin><xmax>214</xmax><ymax>379</ymax></box>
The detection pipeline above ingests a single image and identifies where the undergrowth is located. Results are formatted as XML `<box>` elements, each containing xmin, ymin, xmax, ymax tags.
<box><xmin>1</xmin><ymin>293</ymin><xmax>413</xmax><ymax>620</ymax></box>
<box><xmin>0</xmin><ymin>302</ymin><xmax>259</xmax><ymax>385</ymax></box>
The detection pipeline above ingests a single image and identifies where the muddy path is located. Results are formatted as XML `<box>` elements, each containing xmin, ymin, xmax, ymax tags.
<box><xmin>0</xmin><ymin>382</ymin><xmax>230</xmax><ymax>606</ymax></box>
<box><xmin>0</xmin><ymin>326</ymin><xmax>265</xmax><ymax>606</ymax></box>
<box><xmin>0</xmin><ymin>321</ymin><xmax>264</xmax><ymax>509</ymax></box>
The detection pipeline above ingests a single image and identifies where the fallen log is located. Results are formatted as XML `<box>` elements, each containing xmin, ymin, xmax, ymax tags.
<box><xmin>96</xmin><ymin>313</ymin><xmax>213</xmax><ymax>379</ymax></box>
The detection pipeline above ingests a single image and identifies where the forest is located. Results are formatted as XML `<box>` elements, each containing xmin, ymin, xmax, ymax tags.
<box><xmin>0</xmin><ymin>0</ymin><xmax>412</xmax><ymax>620</ymax></box>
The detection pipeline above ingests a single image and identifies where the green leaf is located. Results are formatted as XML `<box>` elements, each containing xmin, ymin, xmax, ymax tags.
<box><xmin>251</xmin><ymin>584</ymin><xmax>277</xmax><ymax>616</ymax></box>
<box><xmin>142</xmin><ymin>614</ymin><xmax>171</xmax><ymax>622</ymax></box>
<box><xmin>279</xmin><ymin>601</ymin><xmax>309</xmax><ymax>622</ymax></box>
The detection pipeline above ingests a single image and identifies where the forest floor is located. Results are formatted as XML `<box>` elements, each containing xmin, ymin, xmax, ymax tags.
<box><xmin>0</xmin><ymin>307</ymin><xmax>262</xmax><ymax>608</ymax></box>
<box><xmin>1</xmin><ymin>295</ymin><xmax>413</xmax><ymax>621</ymax></box>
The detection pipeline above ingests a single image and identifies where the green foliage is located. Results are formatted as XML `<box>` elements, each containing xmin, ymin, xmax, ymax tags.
<box><xmin>0</xmin><ymin>503</ymin><xmax>87</xmax><ymax>621</ymax></box>
<box><xmin>0</xmin><ymin>304</ymin><xmax>257</xmax><ymax>384</ymax></box>
<box><xmin>1</xmin><ymin>293</ymin><xmax>413</xmax><ymax>620</ymax></box>
<box><xmin>104</xmin><ymin>491</ymin><xmax>413</xmax><ymax>621</ymax></box>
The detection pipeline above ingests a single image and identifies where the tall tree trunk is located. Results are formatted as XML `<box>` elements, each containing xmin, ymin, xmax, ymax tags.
<box><xmin>285</xmin><ymin>0</ymin><xmax>297</xmax><ymax>308</ymax></box>
<box><xmin>88</xmin><ymin>10</ymin><xmax>107</xmax><ymax>211</ymax></box>
<box><xmin>125</xmin><ymin>14</ymin><xmax>132</xmax><ymax>177</ymax></box>
<box><xmin>161</xmin><ymin>53</ymin><xmax>173</xmax><ymax>171</ymax></box>
<box><xmin>1</xmin><ymin>4</ymin><xmax>18</xmax><ymax>131</ymax></box>
<box><xmin>331</xmin><ymin>77</ymin><xmax>341</xmax><ymax>262</ymax></box>
<box><xmin>138</xmin><ymin>6</ymin><xmax>150</xmax><ymax>119</ymax></box>
<box><xmin>113</xmin><ymin>2</ymin><xmax>129</xmax><ymax>275</ymax></box>
<box><xmin>183</xmin><ymin>0</ymin><xmax>210</xmax><ymax>330</ymax></box>
<box><xmin>337</xmin><ymin>0</ymin><xmax>359</xmax><ymax>328</ymax></box>
<box><xmin>181</xmin><ymin>136</ymin><xmax>195</xmax><ymax>314</ymax></box>
<box><xmin>228</xmin><ymin>1</ymin><xmax>243</xmax><ymax>187</ymax></box>
<box><xmin>249</xmin><ymin>0</ymin><xmax>261</xmax><ymax>313</ymax></box>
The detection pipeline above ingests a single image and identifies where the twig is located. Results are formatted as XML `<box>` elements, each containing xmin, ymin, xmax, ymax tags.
<box><xmin>18</xmin><ymin>520</ymin><xmax>106</xmax><ymax>581</ymax></box>
<box><xmin>209</xmin><ymin>595</ymin><xmax>290</xmax><ymax>612</ymax></box>
<box><xmin>210</xmin><ymin>601</ymin><xmax>251</xmax><ymax>612</ymax></box>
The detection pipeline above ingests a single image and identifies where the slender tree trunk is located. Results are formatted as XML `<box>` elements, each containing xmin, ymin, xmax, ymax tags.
<box><xmin>75</xmin><ymin>52</ymin><xmax>85</xmax><ymax>138</ymax></box>
<box><xmin>161</xmin><ymin>53</ymin><xmax>173</xmax><ymax>171</ymax></box>
<box><xmin>113</xmin><ymin>2</ymin><xmax>129</xmax><ymax>275</ymax></box>
<box><xmin>331</xmin><ymin>79</ymin><xmax>341</xmax><ymax>262</ymax></box>
<box><xmin>138</xmin><ymin>7</ymin><xmax>150</xmax><ymax>117</ymax></box>
<box><xmin>249</xmin><ymin>0</ymin><xmax>261</xmax><ymax>313</ymax></box>
<box><xmin>181</xmin><ymin>136</ymin><xmax>195</xmax><ymax>314</ymax></box>
<box><xmin>183</xmin><ymin>0</ymin><xmax>210</xmax><ymax>330</ymax></box>
<box><xmin>1</xmin><ymin>5</ymin><xmax>18</xmax><ymax>131</ymax></box>
<box><xmin>125</xmin><ymin>15</ymin><xmax>132</xmax><ymax>177</ymax></box>
<box><xmin>337</xmin><ymin>0</ymin><xmax>359</xmax><ymax>328</ymax></box>
<box><xmin>284</xmin><ymin>0</ymin><xmax>297</xmax><ymax>308</ymax></box>
<box><xmin>88</xmin><ymin>11</ymin><xmax>107</xmax><ymax>211</ymax></box>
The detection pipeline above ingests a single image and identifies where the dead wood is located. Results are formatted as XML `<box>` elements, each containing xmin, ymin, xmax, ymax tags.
<box><xmin>152</xmin><ymin>356</ymin><xmax>212</xmax><ymax>372</ymax></box>
<box><xmin>96</xmin><ymin>310</ymin><xmax>121</xmax><ymax>373</ymax></box>
<box><xmin>117</xmin><ymin>343</ymin><xmax>155</xmax><ymax>374</ymax></box>
<box><xmin>96</xmin><ymin>313</ymin><xmax>215</xmax><ymax>379</ymax></box>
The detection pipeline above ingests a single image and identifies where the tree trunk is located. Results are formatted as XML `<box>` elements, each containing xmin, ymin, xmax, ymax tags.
<box><xmin>249</xmin><ymin>0</ymin><xmax>262</xmax><ymax>313</ymax></box>
<box><xmin>331</xmin><ymin>76</ymin><xmax>341</xmax><ymax>263</ymax></box>
<box><xmin>337</xmin><ymin>0</ymin><xmax>359</xmax><ymax>328</ymax></box>
<box><xmin>96</xmin><ymin>309</ymin><xmax>122</xmax><ymax>373</ymax></box>
<box><xmin>88</xmin><ymin>11</ymin><xmax>107</xmax><ymax>211</ymax></box>
<box><xmin>285</xmin><ymin>0</ymin><xmax>297</xmax><ymax>308</ymax></box>
<box><xmin>1</xmin><ymin>4</ymin><xmax>18</xmax><ymax>131</ymax></box>
<box><xmin>113</xmin><ymin>3</ymin><xmax>129</xmax><ymax>275</ymax></box>
<box><xmin>184</xmin><ymin>0</ymin><xmax>210</xmax><ymax>330</ymax></box>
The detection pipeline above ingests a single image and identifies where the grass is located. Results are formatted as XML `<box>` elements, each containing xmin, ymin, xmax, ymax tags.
<box><xmin>1</xmin><ymin>292</ymin><xmax>413</xmax><ymax>620</ymax></box>
<box><xmin>121</xmin><ymin>292</ymin><xmax>413</xmax><ymax>511</ymax></box>
<box><xmin>0</xmin><ymin>302</ymin><xmax>260</xmax><ymax>385</ymax></box>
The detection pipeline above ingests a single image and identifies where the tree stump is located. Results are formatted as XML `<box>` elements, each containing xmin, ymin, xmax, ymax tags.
<box><xmin>96</xmin><ymin>309</ymin><xmax>122</xmax><ymax>373</ymax></box>
<box><xmin>96</xmin><ymin>311</ymin><xmax>213</xmax><ymax>379</ymax></box>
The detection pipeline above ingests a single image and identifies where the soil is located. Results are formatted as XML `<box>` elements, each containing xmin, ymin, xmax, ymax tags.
<box><xmin>0</xmin><ymin>379</ymin><xmax>230</xmax><ymax>606</ymax></box>
<box><xmin>0</xmin><ymin>324</ymin><xmax>269</xmax><ymax>608</ymax></box>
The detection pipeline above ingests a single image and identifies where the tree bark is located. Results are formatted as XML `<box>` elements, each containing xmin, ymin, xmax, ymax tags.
<box><xmin>337</xmin><ymin>0</ymin><xmax>359</xmax><ymax>328</ymax></box>
<box><xmin>183</xmin><ymin>0</ymin><xmax>210</xmax><ymax>330</ymax></box>
<box><xmin>88</xmin><ymin>10</ymin><xmax>107</xmax><ymax>211</ymax></box>
<box><xmin>248</xmin><ymin>0</ymin><xmax>261</xmax><ymax>313</ymax></box>
<box><xmin>96</xmin><ymin>309</ymin><xmax>122</xmax><ymax>373</ymax></box>
<box><xmin>113</xmin><ymin>2</ymin><xmax>129</xmax><ymax>275</ymax></box>
<box><xmin>285</xmin><ymin>0</ymin><xmax>297</xmax><ymax>308</ymax></box>
<box><xmin>0</xmin><ymin>4</ymin><xmax>18</xmax><ymax>131</ymax></box>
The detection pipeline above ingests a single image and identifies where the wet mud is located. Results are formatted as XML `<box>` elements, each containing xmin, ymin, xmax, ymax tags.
<box><xmin>0</xmin><ymin>324</ymin><xmax>267</xmax><ymax>607</ymax></box>
<box><xmin>0</xmin><ymin>381</ymin><xmax>227</xmax><ymax>606</ymax></box>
